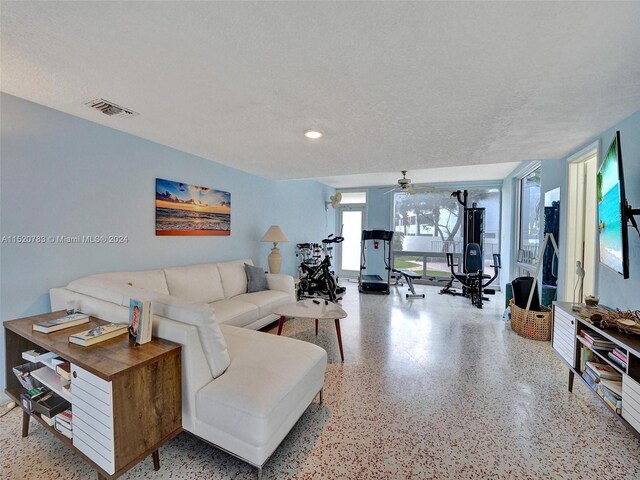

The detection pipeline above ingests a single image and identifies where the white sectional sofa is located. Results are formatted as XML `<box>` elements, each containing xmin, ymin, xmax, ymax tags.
<box><xmin>50</xmin><ymin>259</ymin><xmax>327</xmax><ymax>478</ymax></box>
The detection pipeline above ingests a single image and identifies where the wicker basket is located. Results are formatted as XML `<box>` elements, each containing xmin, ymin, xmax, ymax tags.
<box><xmin>510</xmin><ymin>299</ymin><xmax>551</xmax><ymax>341</ymax></box>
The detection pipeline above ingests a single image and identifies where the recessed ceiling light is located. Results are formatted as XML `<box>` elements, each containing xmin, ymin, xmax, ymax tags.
<box><xmin>304</xmin><ymin>129</ymin><xmax>323</xmax><ymax>140</ymax></box>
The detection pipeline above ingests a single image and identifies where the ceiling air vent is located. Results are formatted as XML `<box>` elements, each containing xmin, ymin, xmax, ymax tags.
<box><xmin>85</xmin><ymin>98</ymin><xmax>138</xmax><ymax>118</ymax></box>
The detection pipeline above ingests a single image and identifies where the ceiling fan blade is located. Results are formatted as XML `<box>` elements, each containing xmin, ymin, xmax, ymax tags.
<box><xmin>412</xmin><ymin>185</ymin><xmax>436</xmax><ymax>192</ymax></box>
<box><xmin>383</xmin><ymin>187</ymin><xmax>398</xmax><ymax>194</ymax></box>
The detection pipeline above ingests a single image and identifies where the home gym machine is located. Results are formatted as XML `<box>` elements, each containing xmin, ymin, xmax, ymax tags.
<box><xmin>439</xmin><ymin>190</ymin><xmax>501</xmax><ymax>308</ymax></box>
<box><xmin>359</xmin><ymin>230</ymin><xmax>394</xmax><ymax>294</ymax></box>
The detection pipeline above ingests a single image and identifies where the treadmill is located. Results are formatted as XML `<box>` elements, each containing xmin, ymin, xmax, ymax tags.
<box><xmin>358</xmin><ymin>230</ymin><xmax>394</xmax><ymax>294</ymax></box>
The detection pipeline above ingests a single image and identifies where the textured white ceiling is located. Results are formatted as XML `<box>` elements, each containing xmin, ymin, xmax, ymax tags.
<box><xmin>318</xmin><ymin>162</ymin><xmax>522</xmax><ymax>189</ymax></box>
<box><xmin>2</xmin><ymin>2</ymin><xmax>640</xmax><ymax>186</ymax></box>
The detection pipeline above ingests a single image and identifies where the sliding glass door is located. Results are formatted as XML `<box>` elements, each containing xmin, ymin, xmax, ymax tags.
<box><xmin>337</xmin><ymin>206</ymin><xmax>364</xmax><ymax>278</ymax></box>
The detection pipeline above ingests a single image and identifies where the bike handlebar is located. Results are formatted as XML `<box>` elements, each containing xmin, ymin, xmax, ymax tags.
<box><xmin>322</xmin><ymin>236</ymin><xmax>344</xmax><ymax>244</ymax></box>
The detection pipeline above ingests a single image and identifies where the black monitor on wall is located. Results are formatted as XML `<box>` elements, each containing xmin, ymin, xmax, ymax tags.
<box><xmin>597</xmin><ymin>131</ymin><xmax>630</xmax><ymax>279</ymax></box>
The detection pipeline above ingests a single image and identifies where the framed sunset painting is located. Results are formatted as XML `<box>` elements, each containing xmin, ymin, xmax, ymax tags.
<box><xmin>155</xmin><ymin>178</ymin><xmax>231</xmax><ymax>236</ymax></box>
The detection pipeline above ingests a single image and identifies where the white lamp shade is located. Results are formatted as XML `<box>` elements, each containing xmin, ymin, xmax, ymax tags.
<box><xmin>261</xmin><ymin>225</ymin><xmax>288</xmax><ymax>243</ymax></box>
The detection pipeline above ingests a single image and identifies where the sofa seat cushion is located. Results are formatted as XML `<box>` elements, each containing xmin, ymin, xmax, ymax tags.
<box><xmin>164</xmin><ymin>263</ymin><xmax>225</xmax><ymax>303</ymax></box>
<box><xmin>234</xmin><ymin>291</ymin><xmax>291</xmax><ymax>319</ymax></box>
<box><xmin>196</xmin><ymin>326</ymin><xmax>327</xmax><ymax>448</ymax></box>
<box><xmin>210</xmin><ymin>299</ymin><xmax>259</xmax><ymax>327</ymax></box>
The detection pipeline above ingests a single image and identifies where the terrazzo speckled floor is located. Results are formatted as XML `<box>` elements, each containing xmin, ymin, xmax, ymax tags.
<box><xmin>2</xmin><ymin>283</ymin><xmax>639</xmax><ymax>479</ymax></box>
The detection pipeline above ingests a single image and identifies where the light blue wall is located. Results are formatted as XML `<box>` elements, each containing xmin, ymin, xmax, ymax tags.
<box><xmin>589</xmin><ymin>110</ymin><xmax>640</xmax><ymax>309</ymax></box>
<box><xmin>0</xmin><ymin>93</ymin><xmax>334</xmax><ymax>389</ymax></box>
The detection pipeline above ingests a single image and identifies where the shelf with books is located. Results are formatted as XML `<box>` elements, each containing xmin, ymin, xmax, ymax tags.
<box><xmin>574</xmin><ymin>367</ymin><xmax>625</xmax><ymax>417</ymax></box>
<box><xmin>576</xmin><ymin>336</ymin><xmax>626</xmax><ymax>376</ymax></box>
<box><xmin>4</xmin><ymin>310</ymin><xmax>182</xmax><ymax>480</ymax></box>
<box><xmin>553</xmin><ymin>302</ymin><xmax>640</xmax><ymax>439</ymax></box>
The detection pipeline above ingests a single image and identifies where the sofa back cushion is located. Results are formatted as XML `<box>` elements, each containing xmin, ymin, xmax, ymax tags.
<box><xmin>92</xmin><ymin>270</ymin><xmax>170</xmax><ymax>295</ymax></box>
<box><xmin>66</xmin><ymin>278</ymin><xmax>230</xmax><ymax>378</ymax></box>
<box><xmin>217</xmin><ymin>259</ymin><xmax>253</xmax><ymax>298</ymax></box>
<box><xmin>164</xmin><ymin>264</ymin><xmax>225</xmax><ymax>303</ymax></box>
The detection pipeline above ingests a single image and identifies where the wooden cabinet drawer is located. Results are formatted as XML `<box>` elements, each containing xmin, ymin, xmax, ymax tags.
<box><xmin>71</xmin><ymin>364</ymin><xmax>111</xmax><ymax>395</ymax></box>
<box><xmin>552</xmin><ymin>307</ymin><xmax>576</xmax><ymax>367</ymax></box>
<box><xmin>554</xmin><ymin>308</ymin><xmax>576</xmax><ymax>334</ymax></box>
<box><xmin>71</xmin><ymin>360</ymin><xmax>115</xmax><ymax>467</ymax></box>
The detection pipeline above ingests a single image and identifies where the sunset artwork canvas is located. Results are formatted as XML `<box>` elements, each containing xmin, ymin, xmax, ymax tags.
<box><xmin>156</xmin><ymin>178</ymin><xmax>231</xmax><ymax>235</ymax></box>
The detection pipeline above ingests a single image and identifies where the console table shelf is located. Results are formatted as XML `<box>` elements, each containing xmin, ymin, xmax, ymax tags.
<box><xmin>552</xmin><ymin>302</ymin><xmax>640</xmax><ymax>438</ymax></box>
<box><xmin>4</xmin><ymin>311</ymin><xmax>183</xmax><ymax>480</ymax></box>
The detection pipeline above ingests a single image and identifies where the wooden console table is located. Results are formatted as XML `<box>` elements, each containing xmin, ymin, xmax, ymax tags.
<box><xmin>4</xmin><ymin>311</ymin><xmax>182</xmax><ymax>479</ymax></box>
<box><xmin>552</xmin><ymin>302</ymin><xmax>640</xmax><ymax>437</ymax></box>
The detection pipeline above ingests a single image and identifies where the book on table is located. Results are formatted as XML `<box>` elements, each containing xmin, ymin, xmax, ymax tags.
<box><xmin>68</xmin><ymin>323</ymin><xmax>127</xmax><ymax>347</ymax></box>
<box><xmin>129</xmin><ymin>299</ymin><xmax>152</xmax><ymax>345</ymax></box>
<box><xmin>33</xmin><ymin>313</ymin><xmax>90</xmax><ymax>333</ymax></box>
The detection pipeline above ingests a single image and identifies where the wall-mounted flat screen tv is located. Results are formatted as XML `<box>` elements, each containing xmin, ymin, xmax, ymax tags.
<box><xmin>597</xmin><ymin>131</ymin><xmax>629</xmax><ymax>278</ymax></box>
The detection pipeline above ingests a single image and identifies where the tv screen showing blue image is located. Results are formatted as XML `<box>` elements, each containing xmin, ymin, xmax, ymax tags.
<box><xmin>597</xmin><ymin>131</ymin><xmax>629</xmax><ymax>278</ymax></box>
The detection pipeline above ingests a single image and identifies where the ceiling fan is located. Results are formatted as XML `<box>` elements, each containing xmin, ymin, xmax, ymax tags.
<box><xmin>384</xmin><ymin>171</ymin><xmax>434</xmax><ymax>195</ymax></box>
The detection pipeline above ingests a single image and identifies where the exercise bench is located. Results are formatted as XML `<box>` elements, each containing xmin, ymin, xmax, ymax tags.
<box><xmin>392</xmin><ymin>269</ymin><xmax>425</xmax><ymax>299</ymax></box>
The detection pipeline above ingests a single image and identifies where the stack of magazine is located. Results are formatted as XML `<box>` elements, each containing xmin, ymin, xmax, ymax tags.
<box><xmin>55</xmin><ymin>409</ymin><xmax>72</xmax><ymax>439</ymax></box>
<box><xmin>582</xmin><ymin>361</ymin><xmax>623</xmax><ymax>414</ymax></box>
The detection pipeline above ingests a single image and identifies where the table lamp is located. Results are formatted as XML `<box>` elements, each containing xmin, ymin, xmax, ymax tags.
<box><xmin>261</xmin><ymin>225</ymin><xmax>289</xmax><ymax>274</ymax></box>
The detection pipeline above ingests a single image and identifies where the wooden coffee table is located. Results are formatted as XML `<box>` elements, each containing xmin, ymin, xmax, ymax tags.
<box><xmin>274</xmin><ymin>299</ymin><xmax>348</xmax><ymax>362</ymax></box>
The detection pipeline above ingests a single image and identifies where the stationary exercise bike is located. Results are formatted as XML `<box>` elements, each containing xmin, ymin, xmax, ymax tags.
<box><xmin>297</xmin><ymin>234</ymin><xmax>346</xmax><ymax>302</ymax></box>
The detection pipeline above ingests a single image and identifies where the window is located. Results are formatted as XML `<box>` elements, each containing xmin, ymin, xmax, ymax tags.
<box><xmin>517</xmin><ymin>165</ymin><xmax>541</xmax><ymax>269</ymax></box>
<box><xmin>338</xmin><ymin>191</ymin><xmax>367</xmax><ymax>204</ymax></box>
<box><xmin>392</xmin><ymin>188</ymin><xmax>501</xmax><ymax>282</ymax></box>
